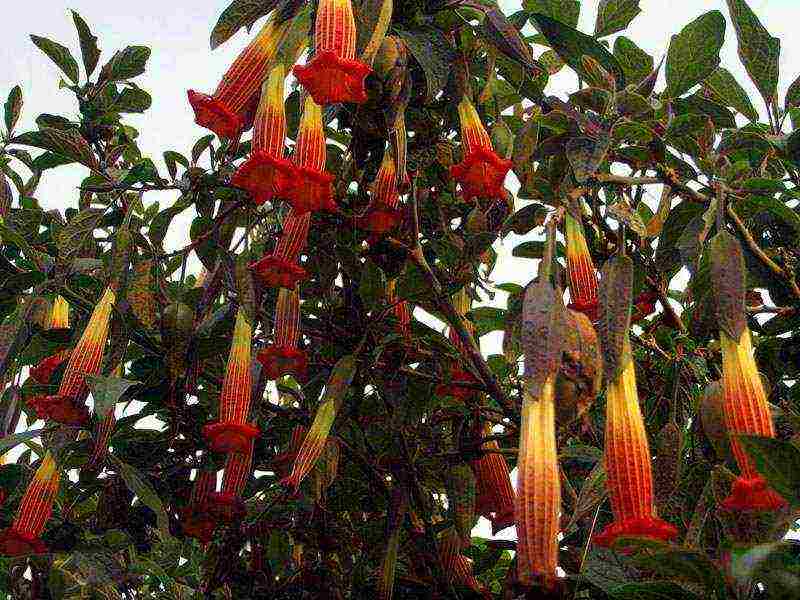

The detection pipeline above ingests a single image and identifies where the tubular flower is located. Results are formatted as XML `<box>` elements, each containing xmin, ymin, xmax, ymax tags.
<box><xmin>31</xmin><ymin>296</ymin><xmax>72</xmax><ymax>382</ymax></box>
<box><xmin>594</xmin><ymin>345</ymin><xmax>677</xmax><ymax>547</ymax></box>
<box><xmin>179</xmin><ymin>469</ymin><xmax>219</xmax><ymax>543</ymax></box>
<box><xmin>258</xmin><ymin>287</ymin><xmax>308</xmax><ymax>380</ymax></box>
<box><xmin>565</xmin><ymin>213</ymin><xmax>600</xmax><ymax>322</ymax></box>
<box><xmin>437</xmin><ymin>288</ymin><xmax>479</xmax><ymax>400</ymax></box>
<box><xmin>0</xmin><ymin>453</ymin><xmax>59</xmax><ymax>556</ymax></box>
<box><xmin>471</xmin><ymin>423</ymin><xmax>515</xmax><ymax>535</ymax></box>
<box><xmin>188</xmin><ymin>16</ymin><xmax>289</xmax><ymax>139</ymax></box>
<box><xmin>515</xmin><ymin>380</ymin><xmax>560</xmax><ymax>587</ymax></box>
<box><xmin>357</xmin><ymin>151</ymin><xmax>403</xmax><ymax>234</ymax></box>
<box><xmin>209</xmin><ymin>441</ymin><xmax>253</xmax><ymax>523</ymax></box>
<box><xmin>89</xmin><ymin>412</ymin><xmax>116</xmax><ymax>466</ymax></box>
<box><xmin>439</xmin><ymin>528</ymin><xmax>487</xmax><ymax>595</ymax></box>
<box><xmin>386</xmin><ymin>279</ymin><xmax>411</xmax><ymax>340</ymax></box>
<box><xmin>231</xmin><ymin>64</ymin><xmax>294</xmax><ymax>205</ymax></box>
<box><xmin>283</xmin><ymin>95</ymin><xmax>336</xmax><ymax>213</ymax></box>
<box><xmin>49</xmin><ymin>295</ymin><xmax>70</xmax><ymax>329</ymax></box>
<box><xmin>203</xmin><ymin>308</ymin><xmax>260</xmax><ymax>454</ymax></box>
<box><xmin>720</xmin><ymin>329</ymin><xmax>787</xmax><ymax>511</ymax></box>
<box><xmin>292</xmin><ymin>0</ymin><xmax>371</xmax><ymax>105</ymax></box>
<box><xmin>30</xmin><ymin>288</ymin><xmax>115</xmax><ymax>426</ymax></box>
<box><xmin>250</xmin><ymin>210</ymin><xmax>310</xmax><ymax>289</ymax></box>
<box><xmin>450</xmin><ymin>97</ymin><xmax>511</xmax><ymax>201</ymax></box>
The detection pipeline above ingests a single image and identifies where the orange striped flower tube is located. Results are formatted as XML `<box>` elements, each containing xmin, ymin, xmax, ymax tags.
<box><xmin>515</xmin><ymin>380</ymin><xmax>560</xmax><ymax>587</ymax></box>
<box><xmin>386</xmin><ymin>279</ymin><xmax>411</xmax><ymax>340</ymax></box>
<box><xmin>438</xmin><ymin>527</ymin><xmax>486</xmax><ymax>594</ymax></box>
<box><xmin>203</xmin><ymin>308</ymin><xmax>260</xmax><ymax>454</ymax></box>
<box><xmin>188</xmin><ymin>16</ymin><xmax>289</xmax><ymax>139</ymax></box>
<box><xmin>250</xmin><ymin>210</ymin><xmax>310</xmax><ymax>289</ymax></box>
<box><xmin>231</xmin><ymin>64</ymin><xmax>294</xmax><ymax>206</ymax></box>
<box><xmin>209</xmin><ymin>440</ymin><xmax>253</xmax><ymax>523</ymax></box>
<box><xmin>30</xmin><ymin>296</ymin><xmax>71</xmax><ymax>384</ymax></box>
<box><xmin>90</xmin><ymin>412</ymin><xmax>116</xmax><ymax>466</ymax></box>
<box><xmin>437</xmin><ymin>288</ymin><xmax>479</xmax><ymax>400</ymax></box>
<box><xmin>358</xmin><ymin>150</ymin><xmax>404</xmax><ymax>234</ymax></box>
<box><xmin>594</xmin><ymin>343</ymin><xmax>677</xmax><ymax>547</ymax></box>
<box><xmin>180</xmin><ymin>468</ymin><xmax>219</xmax><ymax>543</ymax></box>
<box><xmin>720</xmin><ymin>328</ymin><xmax>787</xmax><ymax>511</ymax></box>
<box><xmin>293</xmin><ymin>0</ymin><xmax>371</xmax><ymax>105</ymax></box>
<box><xmin>49</xmin><ymin>295</ymin><xmax>69</xmax><ymax>329</ymax></box>
<box><xmin>257</xmin><ymin>287</ymin><xmax>308</xmax><ymax>380</ymax></box>
<box><xmin>0</xmin><ymin>453</ymin><xmax>59</xmax><ymax>555</ymax></box>
<box><xmin>283</xmin><ymin>95</ymin><xmax>336</xmax><ymax>214</ymax></box>
<box><xmin>565</xmin><ymin>213</ymin><xmax>600</xmax><ymax>322</ymax></box>
<box><xmin>450</xmin><ymin>97</ymin><xmax>511</xmax><ymax>201</ymax></box>
<box><xmin>471</xmin><ymin>424</ymin><xmax>515</xmax><ymax>535</ymax></box>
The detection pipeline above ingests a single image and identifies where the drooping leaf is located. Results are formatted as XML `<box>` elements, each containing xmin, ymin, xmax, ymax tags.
<box><xmin>58</xmin><ymin>208</ymin><xmax>104</xmax><ymax>261</ymax></box>
<box><xmin>480</xmin><ymin>8</ymin><xmax>538</xmax><ymax>74</ymax></box>
<box><xmin>566</xmin><ymin>134</ymin><xmax>611</xmax><ymax>183</ymax></box>
<box><xmin>210</xmin><ymin>0</ymin><xmax>277</xmax><ymax>49</ymax></box>
<box><xmin>86</xmin><ymin>375</ymin><xmax>140</xmax><ymax>418</ymax></box>
<box><xmin>607</xmin><ymin>200</ymin><xmax>647</xmax><ymax>238</ymax></box>
<box><xmin>111</xmin><ymin>456</ymin><xmax>171</xmax><ymax>538</ymax></box>
<box><xmin>664</xmin><ymin>11</ymin><xmax>726</xmax><ymax>99</ymax></box>
<box><xmin>99</xmin><ymin>46</ymin><xmax>151</xmax><ymax>82</ymax></box>
<box><xmin>704</xmin><ymin>67</ymin><xmax>759</xmax><ymax>122</ymax></box>
<box><xmin>598</xmin><ymin>254</ymin><xmax>633</xmax><ymax>381</ymax></box>
<box><xmin>4</xmin><ymin>86</ymin><xmax>22</xmax><ymax>134</ymax></box>
<box><xmin>71</xmin><ymin>10</ymin><xmax>101</xmax><ymax>77</ymax></box>
<box><xmin>726</xmin><ymin>0</ymin><xmax>780</xmax><ymax>104</ymax></box>
<box><xmin>0</xmin><ymin>428</ymin><xmax>47</xmax><ymax>454</ymax></box>
<box><xmin>786</xmin><ymin>74</ymin><xmax>800</xmax><ymax>110</ymax></box>
<box><xmin>14</xmin><ymin>128</ymin><xmax>97</xmax><ymax>170</ymax></box>
<box><xmin>530</xmin><ymin>13</ymin><xmax>626</xmax><ymax>90</ymax></box>
<box><xmin>594</xmin><ymin>0</ymin><xmax>641</xmax><ymax>39</ymax></box>
<box><xmin>357</xmin><ymin>0</ymin><xmax>393</xmax><ymax>63</ymax></box>
<box><xmin>613</xmin><ymin>36</ymin><xmax>653</xmax><ymax>85</ymax></box>
<box><xmin>396</xmin><ymin>27</ymin><xmax>457</xmax><ymax>101</ymax></box>
<box><xmin>523</xmin><ymin>0</ymin><xmax>580</xmax><ymax>28</ymax></box>
<box><xmin>739</xmin><ymin>435</ymin><xmax>800</xmax><ymax>507</ymax></box>
<box><xmin>113</xmin><ymin>86</ymin><xmax>152</xmax><ymax>113</ymax></box>
<box><xmin>30</xmin><ymin>35</ymin><xmax>79</xmax><ymax>84</ymax></box>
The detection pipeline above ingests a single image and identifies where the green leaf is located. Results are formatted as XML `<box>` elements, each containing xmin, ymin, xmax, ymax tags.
<box><xmin>523</xmin><ymin>0</ymin><xmax>580</xmax><ymax>28</ymax></box>
<box><xmin>704</xmin><ymin>67</ymin><xmax>759</xmax><ymax>122</ymax></box>
<box><xmin>480</xmin><ymin>8</ymin><xmax>538</xmax><ymax>74</ymax></box>
<box><xmin>726</xmin><ymin>0</ymin><xmax>780</xmax><ymax>104</ymax></box>
<box><xmin>786</xmin><ymin>74</ymin><xmax>800</xmax><ymax>110</ymax></box>
<box><xmin>612</xmin><ymin>36</ymin><xmax>653</xmax><ymax>85</ymax></box>
<box><xmin>610</xmin><ymin>582</ymin><xmax>704</xmax><ymax>600</ymax></box>
<box><xmin>467</xmin><ymin>306</ymin><xmax>506</xmax><ymax>337</ymax></box>
<box><xmin>594</xmin><ymin>0</ymin><xmax>641</xmax><ymax>38</ymax></box>
<box><xmin>128</xmin><ymin>261</ymin><xmax>157</xmax><ymax>330</ymax></box>
<box><xmin>0</xmin><ymin>312</ymin><xmax>27</xmax><ymax>380</ymax></box>
<box><xmin>100</xmin><ymin>46</ymin><xmax>151</xmax><ymax>82</ymax></box>
<box><xmin>503</xmin><ymin>202</ymin><xmax>547</xmax><ymax>236</ymax></box>
<box><xmin>86</xmin><ymin>375</ymin><xmax>140</xmax><ymax>418</ymax></box>
<box><xmin>111</xmin><ymin>456</ymin><xmax>171</xmax><ymax>539</ymax></box>
<box><xmin>359</xmin><ymin>260</ymin><xmax>386</xmax><ymax>311</ymax></box>
<box><xmin>664</xmin><ymin>11</ymin><xmax>726</xmax><ymax>99</ymax></box>
<box><xmin>113</xmin><ymin>86</ymin><xmax>152</xmax><ymax>113</ymax></box>
<box><xmin>58</xmin><ymin>208</ymin><xmax>104</xmax><ymax>261</ymax></box>
<box><xmin>599</xmin><ymin>255</ymin><xmax>633</xmax><ymax>381</ymax></box>
<box><xmin>210</xmin><ymin>0</ymin><xmax>276</xmax><ymax>50</ymax></box>
<box><xmin>4</xmin><ymin>86</ymin><xmax>22</xmax><ymax>134</ymax></box>
<box><xmin>739</xmin><ymin>435</ymin><xmax>800</xmax><ymax>506</ymax></box>
<box><xmin>14</xmin><ymin>128</ymin><xmax>97</xmax><ymax>169</ymax></box>
<box><xmin>30</xmin><ymin>35</ymin><xmax>79</xmax><ymax>84</ymax></box>
<box><xmin>530</xmin><ymin>13</ymin><xmax>626</xmax><ymax>90</ymax></box>
<box><xmin>396</xmin><ymin>27</ymin><xmax>457</xmax><ymax>101</ymax></box>
<box><xmin>735</xmin><ymin>195</ymin><xmax>800</xmax><ymax>242</ymax></box>
<box><xmin>632</xmin><ymin>550</ymin><xmax>726</xmax><ymax>598</ymax></box>
<box><xmin>71</xmin><ymin>10</ymin><xmax>101</xmax><ymax>77</ymax></box>
<box><xmin>0</xmin><ymin>428</ymin><xmax>46</xmax><ymax>454</ymax></box>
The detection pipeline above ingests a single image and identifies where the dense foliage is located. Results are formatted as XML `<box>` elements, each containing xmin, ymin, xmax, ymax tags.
<box><xmin>1</xmin><ymin>0</ymin><xmax>800</xmax><ymax>597</ymax></box>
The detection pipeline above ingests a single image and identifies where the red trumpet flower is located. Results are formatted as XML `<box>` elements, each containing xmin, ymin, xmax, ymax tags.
<box><xmin>179</xmin><ymin>468</ymin><xmax>219</xmax><ymax>544</ymax></box>
<box><xmin>358</xmin><ymin>151</ymin><xmax>403</xmax><ymax>234</ymax></box>
<box><xmin>471</xmin><ymin>424</ymin><xmax>515</xmax><ymax>535</ymax></box>
<box><xmin>720</xmin><ymin>329</ymin><xmax>787</xmax><ymax>512</ymax></box>
<box><xmin>283</xmin><ymin>95</ymin><xmax>336</xmax><ymax>214</ymax></box>
<box><xmin>231</xmin><ymin>64</ymin><xmax>294</xmax><ymax>205</ymax></box>
<box><xmin>385</xmin><ymin>279</ymin><xmax>411</xmax><ymax>341</ymax></box>
<box><xmin>0</xmin><ymin>453</ymin><xmax>59</xmax><ymax>556</ymax></box>
<box><xmin>250</xmin><ymin>210</ymin><xmax>311</xmax><ymax>289</ymax></box>
<box><xmin>258</xmin><ymin>287</ymin><xmax>308</xmax><ymax>380</ymax></box>
<box><xmin>292</xmin><ymin>0</ymin><xmax>371</xmax><ymax>105</ymax></box>
<box><xmin>208</xmin><ymin>441</ymin><xmax>253</xmax><ymax>523</ymax></box>
<box><xmin>594</xmin><ymin>344</ymin><xmax>677</xmax><ymax>547</ymax></box>
<box><xmin>565</xmin><ymin>213</ymin><xmax>600</xmax><ymax>322</ymax></box>
<box><xmin>450</xmin><ymin>97</ymin><xmax>511</xmax><ymax>201</ymax></box>
<box><xmin>29</xmin><ymin>349</ymin><xmax>71</xmax><ymax>385</ymax></box>
<box><xmin>437</xmin><ymin>289</ymin><xmax>479</xmax><ymax>400</ymax></box>
<box><xmin>204</xmin><ymin>308</ymin><xmax>260</xmax><ymax>454</ymax></box>
<box><xmin>188</xmin><ymin>17</ymin><xmax>289</xmax><ymax>139</ymax></box>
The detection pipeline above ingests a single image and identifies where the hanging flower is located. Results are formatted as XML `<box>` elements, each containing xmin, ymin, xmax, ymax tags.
<box><xmin>90</xmin><ymin>412</ymin><xmax>116</xmax><ymax>466</ymax></box>
<box><xmin>438</xmin><ymin>527</ymin><xmax>487</xmax><ymax>595</ymax></box>
<box><xmin>357</xmin><ymin>150</ymin><xmax>403</xmax><ymax>234</ymax></box>
<box><xmin>258</xmin><ymin>287</ymin><xmax>309</xmax><ymax>380</ymax></box>
<box><xmin>0</xmin><ymin>453</ymin><xmax>59</xmax><ymax>556</ymax></box>
<box><xmin>386</xmin><ymin>279</ymin><xmax>411</xmax><ymax>340</ymax></box>
<box><xmin>30</xmin><ymin>296</ymin><xmax>71</xmax><ymax>384</ymax></box>
<box><xmin>471</xmin><ymin>423</ymin><xmax>515</xmax><ymax>535</ymax></box>
<box><xmin>179</xmin><ymin>468</ymin><xmax>219</xmax><ymax>544</ymax></box>
<box><xmin>719</xmin><ymin>329</ymin><xmax>787</xmax><ymax>511</ymax></box>
<box><xmin>208</xmin><ymin>441</ymin><xmax>253</xmax><ymax>523</ymax></box>
<box><xmin>49</xmin><ymin>295</ymin><xmax>70</xmax><ymax>329</ymax></box>
<box><xmin>273</xmin><ymin>424</ymin><xmax>307</xmax><ymax>479</ymax></box>
<box><xmin>231</xmin><ymin>64</ymin><xmax>295</xmax><ymax>205</ymax></box>
<box><xmin>594</xmin><ymin>344</ymin><xmax>677</xmax><ymax>547</ymax></box>
<box><xmin>29</xmin><ymin>288</ymin><xmax>115</xmax><ymax>426</ymax></box>
<box><xmin>292</xmin><ymin>0</ymin><xmax>371</xmax><ymax>105</ymax></box>
<box><xmin>515</xmin><ymin>378</ymin><xmax>560</xmax><ymax>587</ymax></box>
<box><xmin>450</xmin><ymin>97</ymin><xmax>511</xmax><ymax>201</ymax></box>
<box><xmin>250</xmin><ymin>210</ymin><xmax>310</xmax><ymax>289</ymax></box>
<box><xmin>188</xmin><ymin>16</ymin><xmax>289</xmax><ymax>139</ymax></box>
<box><xmin>565</xmin><ymin>213</ymin><xmax>600</xmax><ymax>322</ymax></box>
<box><xmin>283</xmin><ymin>95</ymin><xmax>336</xmax><ymax>214</ymax></box>
<box><xmin>203</xmin><ymin>308</ymin><xmax>260</xmax><ymax>454</ymax></box>
<box><xmin>437</xmin><ymin>288</ymin><xmax>479</xmax><ymax>400</ymax></box>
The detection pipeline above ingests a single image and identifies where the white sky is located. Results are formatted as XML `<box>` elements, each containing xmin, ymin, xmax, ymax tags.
<box><xmin>3</xmin><ymin>0</ymin><xmax>799</xmax><ymax>541</ymax></box>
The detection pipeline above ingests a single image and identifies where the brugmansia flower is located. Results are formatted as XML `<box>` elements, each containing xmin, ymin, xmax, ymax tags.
<box><xmin>564</xmin><ymin>213</ymin><xmax>600</xmax><ymax>322</ymax></box>
<box><xmin>719</xmin><ymin>329</ymin><xmax>787</xmax><ymax>511</ymax></box>
<box><xmin>0</xmin><ymin>453</ymin><xmax>59</xmax><ymax>555</ymax></box>
<box><xmin>515</xmin><ymin>379</ymin><xmax>560</xmax><ymax>586</ymax></box>
<box><xmin>203</xmin><ymin>308</ymin><xmax>260</xmax><ymax>454</ymax></box>
<box><xmin>438</xmin><ymin>527</ymin><xmax>486</xmax><ymax>595</ymax></box>
<box><xmin>273</xmin><ymin>424</ymin><xmax>307</xmax><ymax>479</ymax></box>
<box><xmin>188</xmin><ymin>16</ymin><xmax>289</xmax><ymax>139</ymax></box>
<box><xmin>386</xmin><ymin>279</ymin><xmax>411</xmax><ymax>340</ymax></box>
<box><xmin>29</xmin><ymin>288</ymin><xmax>115</xmax><ymax>426</ymax></box>
<box><xmin>292</xmin><ymin>0</ymin><xmax>371</xmax><ymax>105</ymax></box>
<box><xmin>49</xmin><ymin>295</ymin><xmax>69</xmax><ymax>329</ymax></box>
<box><xmin>258</xmin><ymin>287</ymin><xmax>308</xmax><ymax>380</ymax></box>
<box><xmin>594</xmin><ymin>344</ymin><xmax>677</xmax><ymax>547</ymax></box>
<box><xmin>231</xmin><ymin>64</ymin><xmax>293</xmax><ymax>205</ymax></box>
<box><xmin>357</xmin><ymin>150</ymin><xmax>403</xmax><ymax>234</ymax></box>
<box><xmin>209</xmin><ymin>441</ymin><xmax>253</xmax><ymax>523</ymax></box>
<box><xmin>90</xmin><ymin>411</ymin><xmax>116</xmax><ymax>466</ymax></box>
<box><xmin>251</xmin><ymin>210</ymin><xmax>310</xmax><ymax>289</ymax></box>
<box><xmin>450</xmin><ymin>97</ymin><xmax>511</xmax><ymax>201</ymax></box>
<box><xmin>179</xmin><ymin>468</ymin><xmax>218</xmax><ymax>543</ymax></box>
<box><xmin>471</xmin><ymin>424</ymin><xmax>515</xmax><ymax>535</ymax></box>
<box><xmin>437</xmin><ymin>288</ymin><xmax>479</xmax><ymax>400</ymax></box>
<box><xmin>283</xmin><ymin>95</ymin><xmax>336</xmax><ymax>214</ymax></box>
<box><xmin>30</xmin><ymin>296</ymin><xmax>72</xmax><ymax>384</ymax></box>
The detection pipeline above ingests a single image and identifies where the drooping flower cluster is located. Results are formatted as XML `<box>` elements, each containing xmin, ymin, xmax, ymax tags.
<box><xmin>357</xmin><ymin>150</ymin><xmax>404</xmax><ymax>235</ymax></box>
<box><xmin>29</xmin><ymin>287</ymin><xmax>115</xmax><ymax>426</ymax></box>
<box><xmin>203</xmin><ymin>308</ymin><xmax>260</xmax><ymax>454</ymax></box>
<box><xmin>471</xmin><ymin>423</ymin><xmax>515</xmax><ymax>535</ymax></box>
<box><xmin>258</xmin><ymin>286</ymin><xmax>308</xmax><ymax>381</ymax></box>
<box><xmin>0</xmin><ymin>453</ymin><xmax>59</xmax><ymax>556</ymax></box>
<box><xmin>450</xmin><ymin>97</ymin><xmax>511</xmax><ymax>201</ymax></box>
<box><xmin>565</xmin><ymin>213</ymin><xmax>600</xmax><ymax>322</ymax></box>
